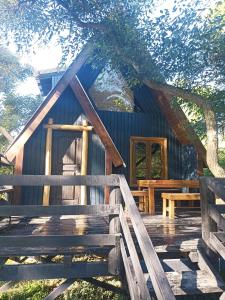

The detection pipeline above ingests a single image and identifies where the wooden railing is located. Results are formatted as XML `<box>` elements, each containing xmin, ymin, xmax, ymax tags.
<box><xmin>200</xmin><ymin>177</ymin><xmax>225</xmax><ymax>260</ymax></box>
<box><xmin>0</xmin><ymin>174</ymin><xmax>174</xmax><ymax>299</ymax></box>
<box><xmin>118</xmin><ymin>175</ymin><xmax>175</xmax><ymax>300</ymax></box>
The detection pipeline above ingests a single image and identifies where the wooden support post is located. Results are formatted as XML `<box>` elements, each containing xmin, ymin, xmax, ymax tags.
<box><xmin>80</xmin><ymin>120</ymin><xmax>89</xmax><ymax>205</ymax></box>
<box><xmin>104</xmin><ymin>149</ymin><xmax>112</xmax><ymax>204</ymax></box>
<box><xmin>163</xmin><ymin>197</ymin><xmax>167</xmax><ymax>217</ymax></box>
<box><xmin>43</xmin><ymin>118</ymin><xmax>53</xmax><ymax>206</ymax></box>
<box><xmin>13</xmin><ymin>145</ymin><xmax>24</xmax><ymax>205</ymax></box>
<box><xmin>169</xmin><ymin>200</ymin><xmax>175</xmax><ymax>219</ymax></box>
<box><xmin>108</xmin><ymin>188</ymin><xmax>121</xmax><ymax>275</ymax></box>
<box><xmin>200</xmin><ymin>178</ymin><xmax>217</xmax><ymax>247</ymax></box>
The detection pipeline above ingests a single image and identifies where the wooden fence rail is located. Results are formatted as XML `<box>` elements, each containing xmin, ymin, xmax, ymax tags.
<box><xmin>200</xmin><ymin>177</ymin><xmax>225</xmax><ymax>260</ymax></box>
<box><xmin>0</xmin><ymin>174</ymin><xmax>174</xmax><ymax>300</ymax></box>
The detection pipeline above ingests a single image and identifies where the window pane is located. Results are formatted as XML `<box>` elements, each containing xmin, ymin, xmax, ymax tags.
<box><xmin>88</xmin><ymin>67</ymin><xmax>134</xmax><ymax>112</ymax></box>
<box><xmin>150</xmin><ymin>143</ymin><xmax>162</xmax><ymax>179</ymax></box>
<box><xmin>135</xmin><ymin>142</ymin><xmax>147</xmax><ymax>179</ymax></box>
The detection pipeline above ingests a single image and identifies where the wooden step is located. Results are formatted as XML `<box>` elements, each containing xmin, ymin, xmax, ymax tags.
<box><xmin>154</xmin><ymin>237</ymin><xmax>202</xmax><ymax>254</ymax></box>
<box><xmin>146</xmin><ymin>270</ymin><xmax>225</xmax><ymax>296</ymax></box>
<box><xmin>160</xmin><ymin>258</ymin><xmax>198</xmax><ymax>272</ymax></box>
<box><xmin>140</xmin><ymin>258</ymin><xmax>198</xmax><ymax>273</ymax></box>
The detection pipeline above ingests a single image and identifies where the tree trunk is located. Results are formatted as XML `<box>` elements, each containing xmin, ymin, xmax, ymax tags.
<box><xmin>144</xmin><ymin>80</ymin><xmax>225</xmax><ymax>177</ymax></box>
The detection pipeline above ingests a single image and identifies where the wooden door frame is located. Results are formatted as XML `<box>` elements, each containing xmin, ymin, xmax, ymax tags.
<box><xmin>43</xmin><ymin>118</ymin><xmax>92</xmax><ymax>206</ymax></box>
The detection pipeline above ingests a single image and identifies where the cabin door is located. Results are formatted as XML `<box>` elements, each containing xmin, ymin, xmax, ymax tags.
<box><xmin>50</xmin><ymin>132</ymin><xmax>82</xmax><ymax>205</ymax></box>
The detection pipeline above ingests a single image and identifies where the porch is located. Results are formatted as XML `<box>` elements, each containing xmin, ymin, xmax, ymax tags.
<box><xmin>0</xmin><ymin>174</ymin><xmax>224</xmax><ymax>300</ymax></box>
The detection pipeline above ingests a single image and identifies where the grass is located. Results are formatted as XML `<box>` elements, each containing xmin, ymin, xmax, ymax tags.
<box><xmin>0</xmin><ymin>278</ymin><xmax>126</xmax><ymax>300</ymax></box>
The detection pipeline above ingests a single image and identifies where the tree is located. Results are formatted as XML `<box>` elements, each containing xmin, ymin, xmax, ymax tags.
<box><xmin>0</xmin><ymin>0</ymin><xmax>225</xmax><ymax>175</ymax></box>
<box><xmin>0</xmin><ymin>46</ymin><xmax>42</xmax><ymax>152</ymax></box>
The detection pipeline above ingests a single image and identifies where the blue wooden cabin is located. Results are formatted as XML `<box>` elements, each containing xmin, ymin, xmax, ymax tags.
<box><xmin>5</xmin><ymin>46</ymin><xmax>206</xmax><ymax>206</ymax></box>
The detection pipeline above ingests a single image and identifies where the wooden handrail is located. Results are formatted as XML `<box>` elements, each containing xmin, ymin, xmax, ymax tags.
<box><xmin>0</xmin><ymin>175</ymin><xmax>119</xmax><ymax>186</ymax></box>
<box><xmin>120</xmin><ymin>208</ymin><xmax>151</xmax><ymax>300</ymax></box>
<box><xmin>206</xmin><ymin>177</ymin><xmax>225</xmax><ymax>200</ymax></box>
<box><xmin>119</xmin><ymin>175</ymin><xmax>175</xmax><ymax>300</ymax></box>
<box><xmin>0</xmin><ymin>205</ymin><xmax>120</xmax><ymax>217</ymax></box>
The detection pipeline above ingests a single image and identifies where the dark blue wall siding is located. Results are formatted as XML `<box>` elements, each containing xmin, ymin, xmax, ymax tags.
<box><xmin>22</xmin><ymin>87</ymin><xmax>105</xmax><ymax>205</ymax></box>
<box><xmin>99</xmin><ymin>111</ymin><xmax>184</xmax><ymax>183</ymax></box>
<box><xmin>21</xmin><ymin>83</ymin><xmax>197</xmax><ymax>205</ymax></box>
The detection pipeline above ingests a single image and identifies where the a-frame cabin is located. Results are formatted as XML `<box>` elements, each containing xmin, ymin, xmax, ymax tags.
<box><xmin>2</xmin><ymin>46</ymin><xmax>225</xmax><ymax>300</ymax></box>
<box><xmin>5</xmin><ymin>45</ymin><xmax>206</xmax><ymax>207</ymax></box>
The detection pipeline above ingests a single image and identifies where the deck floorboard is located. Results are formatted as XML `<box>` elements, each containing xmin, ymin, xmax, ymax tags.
<box><xmin>0</xmin><ymin>208</ymin><xmax>202</xmax><ymax>256</ymax></box>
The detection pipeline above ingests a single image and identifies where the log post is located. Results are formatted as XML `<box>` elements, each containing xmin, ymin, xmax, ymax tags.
<box><xmin>80</xmin><ymin>120</ymin><xmax>89</xmax><ymax>205</ymax></box>
<box><xmin>13</xmin><ymin>146</ymin><xmax>24</xmax><ymax>205</ymax></box>
<box><xmin>104</xmin><ymin>149</ymin><xmax>112</xmax><ymax>204</ymax></box>
<box><xmin>43</xmin><ymin>118</ymin><xmax>53</xmax><ymax>206</ymax></box>
<box><xmin>200</xmin><ymin>177</ymin><xmax>217</xmax><ymax>246</ymax></box>
<box><xmin>108</xmin><ymin>188</ymin><xmax>122</xmax><ymax>275</ymax></box>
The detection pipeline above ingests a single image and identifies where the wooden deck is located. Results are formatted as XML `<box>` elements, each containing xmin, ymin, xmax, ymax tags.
<box><xmin>0</xmin><ymin>208</ymin><xmax>202</xmax><ymax>257</ymax></box>
<box><xmin>3</xmin><ymin>175</ymin><xmax>225</xmax><ymax>299</ymax></box>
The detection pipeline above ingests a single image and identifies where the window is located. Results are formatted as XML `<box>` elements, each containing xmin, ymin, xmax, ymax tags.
<box><xmin>130</xmin><ymin>137</ymin><xmax>168</xmax><ymax>186</ymax></box>
<box><xmin>88</xmin><ymin>66</ymin><xmax>134</xmax><ymax>112</ymax></box>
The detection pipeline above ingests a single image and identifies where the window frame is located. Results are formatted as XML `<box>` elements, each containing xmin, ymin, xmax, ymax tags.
<box><xmin>130</xmin><ymin>136</ymin><xmax>168</xmax><ymax>186</ymax></box>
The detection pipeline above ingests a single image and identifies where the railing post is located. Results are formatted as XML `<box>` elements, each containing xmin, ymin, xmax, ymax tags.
<box><xmin>108</xmin><ymin>188</ymin><xmax>121</xmax><ymax>275</ymax></box>
<box><xmin>200</xmin><ymin>177</ymin><xmax>217</xmax><ymax>245</ymax></box>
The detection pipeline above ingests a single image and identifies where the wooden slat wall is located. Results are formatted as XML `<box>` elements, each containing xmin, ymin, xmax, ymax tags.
<box><xmin>21</xmin><ymin>65</ymin><xmax>198</xmax><ymax>205</ymax></box>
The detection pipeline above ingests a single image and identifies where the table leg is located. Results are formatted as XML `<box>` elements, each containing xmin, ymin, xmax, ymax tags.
<box><xmin>148</xmin><ymin>188</ymin><xmax>155</xmax><ymax>215</ymax></box>
<box><xmin>144</xmin><ymin>195</ymin><xmax>148</xmax><ymax>213</ymax></box>
<box><xmin>169</xmin><ymin>200</ymin><xmax>175</xmax><ymax>219</ymax></box>
<box><xmin>163</xmin><ymin>198</ymin><xmax>167</xmax><ymax>217</ymax></box>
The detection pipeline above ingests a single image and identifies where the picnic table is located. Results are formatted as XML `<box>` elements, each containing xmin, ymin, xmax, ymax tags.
<box><xmin>137</xmin><ymin>179</ymin><xmax>199</xmax><ymax>215</ymax></box>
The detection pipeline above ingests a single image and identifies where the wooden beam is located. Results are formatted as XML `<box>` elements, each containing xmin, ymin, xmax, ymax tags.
<box><xmin>200</xmin><ymin>177</ymin><xmax>217</xmax><ymax>247</ymax></box>
<box><xmin>84</xmin><ymin>278</ymin><xmax>127</xmax><ymax>295</ymax></box>
<box><xmin>13</xmin><ymin>145</ymin><xmax>24</xmax><ymax>205</ymax></box>
<box><xmin>81</xmin><ymin>120</ymin><xmax>89</xmax><ymax>205</ymax></box>
<box><xmin>108</xmin><ymin>189</ymin><xmax>121</xmax><ymax>275</ymax></box>
<box><xmin>69</xmin><ymin>76</ymin><xmax>124</xmax><ymax>168</ymax></box>
<box><xmin>44</xmin><ymin>279</ymin><xmax>76</xmax><ymax>300</ymax></box>
<box><xmin>210</xmin><ymin>233</ymin><xmax>225</xmax><ymax>260</ymax></box>
<box><xmin>104</xmin><ymin>150</ymin><xmax>112</xmax><ymax>204</ymax></box>
<box><xmin>0</xmin><ymin>281</ymin><xmax>17</xmax><ymax>293</ymax></box>
<box><xmin>44</xmin><ymin>124</ymin><xmax>93</xmax><ymax>131</ymax></box>
<box><xmin>43</xmin><ymin>118</ymin><xmax>53</xmax><ymax>206</ymax></box>
<box><xmin>0</xmin><ymin>126</ymin><xmax>13</xmax><ymax>143</ymax></box>
<box><xmin>0</xmin><ymin>175</ymin><xmax>120</xmax><ymax>186</ymax></box>
<box><xmin>0</xmin><ymin>234</ymin><xmax>116</xmax><ymax>248</ymax></box>
<box><xmin>120</xmin><ymin>238</ymin><xmax>140</xmax><ymax>300</ymax></box>
<box><xmin>119</xmin><ymin>175</ymin><xmax>175</xmax><ymax>300</ymax></box>
<box><xmin>0</xmin><ymin>204</ymin><xmax>120</xmax><ymax>217</ymax></box>
<box><xmin>5</xmin><ymin>46</ymin><xmax>91</xmax><ymax>162</ymax></box>
<box><xmin>151</xmin><ymin>89</ymin><xmax>206</xmax><ymax>165</ymax></box>
<box><xmin>0</xmin><ymin>261</ymin><xmax>109</xmax><ymax>281</ymax></box>
<box><xmin>119</xmin><ymin>209</ymin><xmax>151</xmax><ymax>300</ymax></box>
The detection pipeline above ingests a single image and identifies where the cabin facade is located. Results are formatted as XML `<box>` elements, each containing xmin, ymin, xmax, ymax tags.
<box><xmin>5</xmin><ymin>46</ymin><xmax>205</xmax><ymax>206</ymax></box>
<box><xmin>3</xmin><ymin>47</ymin><xmax>225</xmax><ymax>300</ymax></box>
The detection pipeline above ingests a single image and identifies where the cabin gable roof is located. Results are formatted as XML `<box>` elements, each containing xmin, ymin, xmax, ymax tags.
<box><xmin>5</xmin><ymin>46</ymin><xmax>124</xmax><ymax>167</ymax></box>
<box><xmin>5</xmin><ymin>45</ymin><xmax>206</xmax><ymax>167</ymax></box>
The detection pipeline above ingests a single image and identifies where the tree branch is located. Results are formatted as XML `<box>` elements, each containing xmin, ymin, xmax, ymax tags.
<box><xmin>0</xmin><ymin>127</ymin><xmax>13</xmax><ymax>143</ymax></box>
<box><xmin>56</xmin><ymin>0</ymin><xmax>108</xmax><ymax>31</ymax></box>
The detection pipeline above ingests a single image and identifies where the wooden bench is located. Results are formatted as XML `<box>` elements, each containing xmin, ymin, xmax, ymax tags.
<box><xmin>131</xmin><ymin>190</ymin><xmax>148</xmax><ymax>212</ymax></box>
<box><xmin>161</xmin><ymin>193</ymin><xmax>200</xmax><ymax>219</ymax></box>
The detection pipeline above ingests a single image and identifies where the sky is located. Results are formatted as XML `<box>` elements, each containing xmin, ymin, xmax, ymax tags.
<box><xmin>9</xmin><ymin>41</ymin><xmax>63</xmax><ymax>96</ymax></box>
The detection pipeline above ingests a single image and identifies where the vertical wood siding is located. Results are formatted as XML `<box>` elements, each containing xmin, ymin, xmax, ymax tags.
<box><xmin>22</xmin><ymin>69</ymin><xmax>197</xmax><ymax>204</ymax></box>
<box><xmin>22</xmin><ymin>87</ymin><xmax>104</xmax><ymax>205</ymax></box>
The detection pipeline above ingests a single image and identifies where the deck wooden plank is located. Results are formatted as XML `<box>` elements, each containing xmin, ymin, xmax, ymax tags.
<box><xmin>0</xmin><ymin>209</ymin><xmax>202</xmax><ymax>256</ymax></box>
<box><xmin>146</xmin><ymin>270</ymin><xmax>225</xmax><ymax>295</ymax></box>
